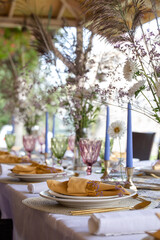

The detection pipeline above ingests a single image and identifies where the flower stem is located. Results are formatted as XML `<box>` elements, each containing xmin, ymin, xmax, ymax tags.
<box><xmin>118</xmin><ymin>137</ymin><xmax>124</xmax><ymax>181</ymax></box>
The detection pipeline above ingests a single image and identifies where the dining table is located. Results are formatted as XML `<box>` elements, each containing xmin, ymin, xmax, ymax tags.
<box><xmin>0</xmin><ymin>159</ymin><xmax>160</xmax><ymax>240</ymax></box>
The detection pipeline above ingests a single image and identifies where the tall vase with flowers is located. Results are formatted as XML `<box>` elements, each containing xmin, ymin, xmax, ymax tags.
<box><xmin>83</xmin><ymin>0</ymin><xmax>160</xmax><ymax>125</ymax></box>
<box><xmin>53</xmin><ymin>78</ymin><xmax>101</xmax><ymax>169</ymax></box>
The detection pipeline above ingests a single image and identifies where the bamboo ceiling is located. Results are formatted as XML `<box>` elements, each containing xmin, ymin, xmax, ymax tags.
<box><xmin>0</xmin><ymin>0</ymin><xmax>160</xmax><ymax>29</ymax></box>
<box><xmin>0</xmin><ymin>0</ymin><xmax>84</xmax><ymax>28</ymax></box>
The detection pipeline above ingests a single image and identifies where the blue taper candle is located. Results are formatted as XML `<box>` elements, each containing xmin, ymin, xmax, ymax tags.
<box><xmin>104</xmin><ymin>106</ymin><xmax>110</xmax><ymax>161</ymax></box>
<box><xmin>45</xmin><ymin>112</ymin><xmax>49</xmax><ymax>153</ymax></box>
<box><xmin>11</xmin><ymin>116</ymin><xmax>15</xmax><ymax>134</ymax></box>
<box><xmin>126</xmin><ymin>102</ymin><xmax>133</xmax><ymax>167</ymax></box>
<box><xmin>52</xmin><ymin>114</ymin><xmax>55</xmax><ymax>138</ymax></box>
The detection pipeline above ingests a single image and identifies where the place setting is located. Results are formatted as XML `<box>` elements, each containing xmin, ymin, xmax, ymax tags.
<box><xmin>22</xmin><ymin>175</ymin><xmax>158</xmax><ymax>217</ymax></box>
<box><xmin>136</xmin><ymin>160</ymin><xmax>160</xmax><ymax>177</ymax></box>
<box><xmin>7</xmin><ymin>161</ymin><xmax>73</xmax><ymax>182</ymax></box>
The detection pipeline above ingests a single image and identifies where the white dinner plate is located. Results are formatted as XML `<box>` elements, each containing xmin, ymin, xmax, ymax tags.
<box><xmin>8</xmin><ymin>170</ymin><xmax>73</xmax><ymax>182</ymax></box>
<box><xmin>48</xmin><ymin>189</ymin><xmax>121</xmax><ymax>200</ymax></box>
<box><xmin>40</xmin><ymin>189</ymin><xmax>136</xmax><ymax>208</ymax></box>
<box><xmin>138</xmin><ymin>167</ymin><xmax>160</xmax><ymax>176</ymax></box>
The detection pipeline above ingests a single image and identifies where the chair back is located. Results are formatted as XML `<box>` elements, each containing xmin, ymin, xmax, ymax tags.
<box><xmin>132</xmin><ymin>132</ymin><xmax>155</xmax><ymax>160</ymax></box>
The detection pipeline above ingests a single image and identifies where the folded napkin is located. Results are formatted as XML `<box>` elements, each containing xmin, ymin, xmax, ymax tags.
<box><xmin>147</xmin><ymin>230</ymin><xmax>160</xmax><ymax>239</ymax></box>
<box><xmin>0</xmin><ymin>150</ymin><xmax>10</xmax><ymax>155</ymax></box>
<box><xmin>47</xmin><ymin>177</ymin><xmax>130</xmax><ymax>196</ymax></box>
<box><xmin>146</xmin><ymin>213</ymin><xmax>160</xmax><ymax>239</ymax></box>
<box><xmin>12</xmin><ymin>162</ymin><xmax>63</xmax><ymax>174</ymax></box>
<box><xmin>88</xmin><ymin>209</ymin><xmax>160</xmax><ymax>236</ymax></box>
<box><xmin>0</xmin><ymin>164</ymin><xmax>13</xmax><ymax>176</ymax></box>
<box><xmin>12</xmin><ymin>164</ymin><xmax>37</xmax><ymax>174</ymax></box>
<box><xmin>0</xmin><ymin>154</ymin><xmax>30</xmax><ymax>164</ymax></box>
<box><xmin>27</xmin><ymin>182</ymin><xmax>48</xmax><ymax>194</ymax></box>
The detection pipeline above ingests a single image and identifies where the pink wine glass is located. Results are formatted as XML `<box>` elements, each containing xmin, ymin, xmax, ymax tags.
<box><xmin>23</xmin><ymin>135</ymin><xmax>36</xmax><ymax>159</ymax></box>
<box><xmin>79</xmin><ymin>138</ymin><xmax>102</xmax><ymax>175</ymax></box>
<box><xmin>38</xmin><ymin>134</ymin><xmax>45</xmax><ymax>154</ymax></box>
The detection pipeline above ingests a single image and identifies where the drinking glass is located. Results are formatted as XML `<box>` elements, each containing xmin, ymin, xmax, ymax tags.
<box><xmin>68</xmin><ymin>135</ymin><xmax>75</xmax><ymax>152</ymax></box>
<box><xmin>23</xmin><ymin>135</ymin><xmax>36</xmax><ymax>159</ymax></box>
<box><xmin>79</xmin><ymin>138</ymin><xmax>102</xmax><ymax>175</ymax></box>
<box><xmin>51</xmin><ymin>136</ymin><xmax>68</xmax><ymax>165</ymax></box>
<box><xmin>5</xmin><ymin>134</ymin><xmax>16</xmax><ymax>152</ymax></box>
<box><xmin>38</xmin><ymin>134</ymin><xmax>45</xmax><ymax>154</ymax></box>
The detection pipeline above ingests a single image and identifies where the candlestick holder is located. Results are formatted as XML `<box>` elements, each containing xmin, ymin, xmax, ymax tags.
<box><xmin>101</xmin><ymin>161</ymin><xmax>110</xmax><ymax>179</ymax></box>
<box><xmin>44</xmin><ymin>153</ymin><xmax>48</xmax><ymax>165</ymax></box>
<box><xmin>124</xmin><ymin>167</ymin><xmax>137</xmax><ymax>191</ymax></box>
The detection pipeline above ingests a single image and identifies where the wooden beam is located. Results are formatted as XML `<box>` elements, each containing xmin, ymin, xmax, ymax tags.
<box><xmin>0</xmin><ymin>17</ymin><xmax>78</xmax><ymax>28</ymax></box>
<box><xmin>57</xmin><ymin>4</ymin><xmax>66</xmax><ymax>20</ymax></box>
<box><xmin>8</xmin><ymin>0</ymin><xmax>17</xmax><ymax>18</ymax></box>
<box><xmin>60</xmin><ymin>0</ymin><xmax>78</xmax><ymax>18</ymax></box>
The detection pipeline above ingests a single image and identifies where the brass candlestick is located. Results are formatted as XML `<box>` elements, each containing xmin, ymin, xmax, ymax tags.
<box><xmin>101</xmin><ymin>161</ymin><xmax>110</xmax><ymax>179</ymax></box>
<box><xmin>124</xmin><ymin>167</ymin><xmax>137</xmax><ymax>191</ymax></box>
<box><xmin>44</xmin><ymin>152</ymin><xmax>48</xmax><ymax>165</ymax></box>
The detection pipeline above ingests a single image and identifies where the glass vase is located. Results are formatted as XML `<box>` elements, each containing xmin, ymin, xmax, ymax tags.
<box><xmin>73</xmin><ymin>128</ymin><xmax>87</xmax><ymax>170</ymax></box>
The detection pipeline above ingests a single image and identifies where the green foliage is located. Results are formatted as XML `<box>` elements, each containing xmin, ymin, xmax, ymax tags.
<box><xmin>0</xmin><ymin>28</ymin><xmax>38</xmax><ymax>69</ymax></box>
<box><xmin>0</xmin><ymin>28</ymin><xmax>39</xmax><ymax>130</ymax></box>
<box><xmin>135</xmin><ymin>85</ymin><xmax>145</xmax><ymax>97</ymax></box>
<box><xmin>0</xmin><ymin>94</ymin><xmax>11</xmax><ymax>129</ymax></box>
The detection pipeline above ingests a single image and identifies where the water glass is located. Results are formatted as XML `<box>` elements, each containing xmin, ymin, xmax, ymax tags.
<box><xmin>51</xmin><ymin>136</ymin><xmax>68</xmax><ymax>165</ymax></box>
<box><xmin>5</xmin><ymin>134</ymin><xmax>16</xmax><ymax>152</ymax></box>
<box><xmin>79</xmin><ymin>138</ymin><xmax>102</xmax><ymax>175</ymax></box>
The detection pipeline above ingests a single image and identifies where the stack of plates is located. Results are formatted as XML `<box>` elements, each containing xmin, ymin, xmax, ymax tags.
<box><xmin>39</xmin><ymin>189</ymin><xmax>136</xmax><ymax>208</ymax></box>
<box><xmin>8</xmin><ymin>170</ymin><xmax>73</xmax><ymax>182</ymax></box>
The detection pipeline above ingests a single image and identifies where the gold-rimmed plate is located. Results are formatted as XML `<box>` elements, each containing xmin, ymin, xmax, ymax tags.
<box><xmin>40</xmin><ymin>189</ymin><xmax>136</xmax><ymax>208</ymax></box>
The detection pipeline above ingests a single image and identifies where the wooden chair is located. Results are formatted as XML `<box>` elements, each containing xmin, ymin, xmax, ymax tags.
<box><xmin>132</xmin><ymin>132</ymin><xmax>155</xmax><ymax>160</ymax></box>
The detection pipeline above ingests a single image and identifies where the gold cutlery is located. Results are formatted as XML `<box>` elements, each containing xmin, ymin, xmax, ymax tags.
<box><xmin>156</xmin><ymin>213</ymin><xmax>160</xmax><ymax>219</ymax></box>
<box><xmin>135</xmin><ymin>184</ymin><xmax>160</xmax><ymax>190</ymax></box>
<box><xmin>150</xmin><ymin>173</ymin><xmax>160</xmax><ymax>179</ymax></box>
<box><xmin>70</xmin><ymin>200</ymin><xmax>151</xmax><ymax>215</ymax></box>
<box><xmin>133</xmin><ymin>180</ymin><xmax>160</xmax><ymax>186</ymax></box>
<box><xmin>132</xmin><ymin>193</ymin><xmax>150</xmax><ymax>202</ymax></box>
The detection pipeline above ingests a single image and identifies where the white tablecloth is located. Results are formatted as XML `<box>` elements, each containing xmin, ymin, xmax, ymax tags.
<box><xmin>0</xmin><ymin>161</ymin><xmax>159</xmax><ymax>240</ymax></box>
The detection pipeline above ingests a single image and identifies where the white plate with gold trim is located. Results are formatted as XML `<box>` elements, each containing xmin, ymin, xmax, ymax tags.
<box><xmin>48</xmin><ymin>189</ymin><xmax>124</xmax><ymax>200</ymax></box>
<box><xmin>40</xmin><ymin>189</ymin><xmax>136</xmax><ymax>208</ymax></box>
<box><xmin>8</xmin><ymin>170</ymin><xmax>73</xmax><ymax>182</ymax></box>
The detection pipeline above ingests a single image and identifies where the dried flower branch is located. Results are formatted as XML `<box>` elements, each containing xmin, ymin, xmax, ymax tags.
<box><xmin>83</xmin><ymin>0</ymin><xmax>160</xmax><ymax>124</ymax></box>
<box><xmin>82</xmin><ymin>0</ymin><xmax>150</xmax><ymax>44</ymax></box>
